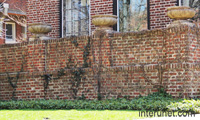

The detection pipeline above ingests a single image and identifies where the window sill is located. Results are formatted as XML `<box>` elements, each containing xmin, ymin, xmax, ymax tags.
<box><xmin>5</xmin><ymin>41</ymin><xmax>18</xmax><ymax>44</ymax></box>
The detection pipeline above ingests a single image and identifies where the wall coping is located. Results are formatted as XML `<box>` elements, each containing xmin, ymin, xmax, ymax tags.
<box><xmin>0</xmin><ymin>25</ymin><xmax>198</xmax><ymax>48</ymax></box>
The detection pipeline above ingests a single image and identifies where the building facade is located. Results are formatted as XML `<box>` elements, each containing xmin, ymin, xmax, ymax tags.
<box><xmin>0</xmin><ymin>0</ymin><xmax>198</xmax><ymax>44</ymax></box>
<box><xmin>26</xmin><ymin>0</ymin><xmax>184</xmax><ymax>39</ymax></box>
<box><xmin>1</xmin><ymin>0</ymin><xmax>200</xmax><ymax>100</ymax></box>
<box><xmin>0</xmin><ymin>0</ymin><xmax>26</xmax><ymax>44</ymax></box>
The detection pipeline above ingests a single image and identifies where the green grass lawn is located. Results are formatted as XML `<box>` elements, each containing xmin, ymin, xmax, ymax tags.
<box><xmin>0</xmin><ymin>109</ymin><xmax>145</xmax><ymax>120</ymax></box>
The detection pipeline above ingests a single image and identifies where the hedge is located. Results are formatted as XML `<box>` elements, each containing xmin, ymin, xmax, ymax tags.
<box><xmin>0</xmin><ymin>90</ymin><xmax>199</xmax><ymax>114</ymax></box>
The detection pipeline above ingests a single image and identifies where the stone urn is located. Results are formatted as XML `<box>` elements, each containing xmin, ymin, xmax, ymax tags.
<box><xmin>28</xmin><ymin>23</ymin><xmax>52</xmax><ymax>40</ymax></box>
<box><xmin>167</xmin><ymin>6</ymin><xmax>196</xmax><ymax>27</ymax></box>
<box><xmin>92</xmin><ymin>14</ymin><xmax>117</xmax><ymax>32</ymax></box>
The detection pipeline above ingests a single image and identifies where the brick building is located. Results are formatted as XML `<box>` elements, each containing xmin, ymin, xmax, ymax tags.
<box><xmin>0</xmin><ymin>0</ymin><xmax>26</xmax><ymax>44</ymax></box>
<box><xmin>1</xmin><ymin>0</ymin><xmax>200</xmax><ymax>100</ymax></box>
<box><xmin>26</xmin><ymin>0</ymin><xmax>187</xmax><ymax>39</ymax></box>
<box><xmin>0</xmin><ymin>0</ymin><xmax>196</xmax><ymax>44</ymax></box>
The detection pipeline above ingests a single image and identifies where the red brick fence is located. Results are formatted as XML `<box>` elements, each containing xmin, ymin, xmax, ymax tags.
<box><xmin>0</xmin><ymin>25</ymin><xmax>200</xmax><ymax>100</ymax></box>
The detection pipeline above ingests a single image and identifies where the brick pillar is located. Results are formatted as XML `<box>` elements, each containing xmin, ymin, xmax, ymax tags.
<box><xmin>27</xmin><ymin>41</ymin><xmax>46</xmax><ymax>72</ymax></box>
<box><xmin>91</xmin><ymin>30</ymin><xmax>113</xmax><ymax>68</ymax></box>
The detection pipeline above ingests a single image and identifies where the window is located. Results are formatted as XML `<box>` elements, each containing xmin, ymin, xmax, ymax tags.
<box><xmin>117</xmin><ymin>0</ymin><xmax>148</xmax><ymax>32</ymax></box>
<box><xmin>178</xmin><ymin>0</ymin><xmax>199</xmax><ymax>7</ymax></box>
<box><xmin>63</xmin><ymin>0</ymin><xmax>90</xmax><ymax>37</ymax></box>
<box><xmin>5</xmin><ymin>22</ymin><xmax>16</xmax><ymax>43</ymax></box>
<box><xmin>178</xmin><ymin>0</ymin><xmax>189</xmax><ymax>6</ymax></box>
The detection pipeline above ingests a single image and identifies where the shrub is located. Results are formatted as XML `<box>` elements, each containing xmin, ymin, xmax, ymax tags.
<box><xmin>0</xmin><ymin>90</ymin><xmax>199</xmax><ymax>114</ymax></box>
<box><xmin>0</xmin><ymin>90</ymin><xmax>173</xmax><ymax>111</ymax></box>
<box><xmin>167</xmin><ymin>99</ymin><xmax>200</xmax><ymax>114</ymax></box>
<box><xmin>0</xmin><ymin>98</ymin><xmax>170</xmax><ymax>110</ymax></box>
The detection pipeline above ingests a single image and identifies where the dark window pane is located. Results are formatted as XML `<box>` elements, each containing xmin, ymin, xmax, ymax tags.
<box><xmin>6</xmin><ymin>24</ymin><xmax>13</xmax><ymax>39</ymax></box>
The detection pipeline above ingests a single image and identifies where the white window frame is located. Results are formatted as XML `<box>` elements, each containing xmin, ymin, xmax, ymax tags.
<box><xmin>5</xmin><ymin>22</ymin><xmax>16</xmax><ymax>44</ymax></box>
<box><xmin>117</xmin><ymin>0</ymin><xmax>119</xmax><ymax>32</ymax></box>
<box><xmin>179</xmin><ymin>0</ymin><xmax>181</xmax><ymax>6</ymax></box>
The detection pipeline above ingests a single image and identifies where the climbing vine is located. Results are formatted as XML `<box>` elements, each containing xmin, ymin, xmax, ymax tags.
<box><xmin>6</xmin><ymin>53</ymin><xmax>26</xmax><ymax>100</ymax></box>
<box><xmin>41</xmin><ymin>74</ymin><xmax>52</xmax><ymax>99</ymax></box>
<box><xmin>70</xmin><ymin>68</ymin><xmax>86</xmax><ymax>99</ymax></box>
<box><xmin>6</xmin><ymin>72</ymin><xmax>20</xmax><ymax>100</ymax></box>
<box><xmin>83</xmin><ymin>38</ymin><xmax>91</xmax><ymax>68</ymax></box>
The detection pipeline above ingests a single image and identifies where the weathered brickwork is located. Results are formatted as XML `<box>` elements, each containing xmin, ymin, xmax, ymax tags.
<box><xmin>0</xmin><ymin>38</ymin><xmax>4</xmax><ymax>44</ymax></box>
<box><xmin>149</xmin><ymin>0</ymin><xmax>177</xmax><ymax>29</ymax></box>
<box><xmin>0</xmin><ymin>25</ymin><xmax>200</xmax><ymax>100</ymax></box>
<box><xmin>26</xmin><ymin>0</ymin><xmax>60</xmax><ymax>38</ymax></box>
<box><xmin>90</xmin><ymin>0</ymin><xmax>113</xmax><ymax>31</ymax></box>
<box><xmin>3</xmin><ymin>0</ymin><xmax>26</xmax><ymax>11</ymax></box>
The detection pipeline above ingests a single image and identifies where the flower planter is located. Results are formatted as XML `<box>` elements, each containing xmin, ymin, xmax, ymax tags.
<box><xmin>167</xmin><ymin>6</ymin><xmax>196</xmax><ymax>27</ymax></box>
<box><xmin>28</xmin><ymin>23</ymin><xmax>52</xmax><ymax>40</ymax></box>
<box><xmin>92</xmin><ymin>14</ymin><xmax>117</xmax><ymax>32</ymax></box>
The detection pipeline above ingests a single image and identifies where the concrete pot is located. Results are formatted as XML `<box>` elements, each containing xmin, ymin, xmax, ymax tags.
<box><xmin>167</xmin><ymin>6</ymin><xmax>196</xmax><ymax>27</ymax></box>
<box><xmin>92</xmin><ymin>14</ymin><xmax>117</xmax><ymax>31</ymax></box>
<box><xmin>28</xmin><ymin>23</ymin><xmax>52</xmax><ymax>40</ymax></box>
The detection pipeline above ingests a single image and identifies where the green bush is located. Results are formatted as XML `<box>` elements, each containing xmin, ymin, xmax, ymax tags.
<box><xmin>0</xmin><ymin>90</ymin><xmax>174</xmax><ymax>111</ymax></box>
<box><xmin>0</xmin><ymin>90</ymin><xmax>199</xmax><ymax>114</ymax></box>
<box><xmin>0</xmin><ymin>98</ymin><xmax>171</xmax><ymax>111</ymax></box>
<box><xmin>167</xmin><ymin>99</ymin><xmax>200</xmax><ymax>114</ymax></box>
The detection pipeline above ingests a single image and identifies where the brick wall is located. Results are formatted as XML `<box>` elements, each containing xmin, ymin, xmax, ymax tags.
<box><xmin>16</xmin><ymin>23</ymin><xmax>22</xmax><ymax>41</ymax></box>
<box><xmin>0</xmin><ymin>25</ymin><xmax>200</xmax><ymax>100</ymax></box>
<box><xmin>149</xmin><ymin>0</ymin><xmax>177</xmax><ymax>29</ymax></box>
<box><xmin>3</xmin><ymin>0</ymin><xmax>26</xmax><ymax>11</ymax></box>
<box><xmin>26</xmin><ymin>0</ymin><xmax>60</xmax><ymax>38</ymax></box>
<box><xmin>0</xmin><ymin>38</ymin><xmax>4</xmax><ymax>44</ymax></box>
<box><xmin>90</xmin><ymin>0</ymin><xmax>113</xmax><ymax>31</ymax></box>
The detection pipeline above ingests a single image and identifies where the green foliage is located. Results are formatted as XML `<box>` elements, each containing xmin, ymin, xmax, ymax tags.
<box><xmin>97</xmin><ymin>93</ymin><xmax>102</xmax><ymax>100</ymax></box>
<box><xmin>1</xmin><ymin>89</ymin><xmax>199</xmax><ymax>114</ymax></box>
<box><xmin>167</xmin><ymin>99</ymin><xmax>200</xmax><ymax>114</ymax></box>
<box><xmin>0</xmin><ymin>91</ymin><xmax>177</xmax><ymax>111</ymax></box>
<box><xmin>0</xmin><ymin>98</ymin><xmax>174</xmax><ymax>111</ymax></box>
